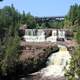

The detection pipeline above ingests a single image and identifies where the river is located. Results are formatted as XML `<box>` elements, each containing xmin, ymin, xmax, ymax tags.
<box><xmin>20</xmin><ymin>45</ymin><xmax>71</xmax><ymax>80</ymax></box>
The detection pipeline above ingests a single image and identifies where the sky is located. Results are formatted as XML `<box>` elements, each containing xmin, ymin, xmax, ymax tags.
<box><xmin>0</xmin><ymin>0</ymin><xmax>80</xmax><ymax>17</ymax></box>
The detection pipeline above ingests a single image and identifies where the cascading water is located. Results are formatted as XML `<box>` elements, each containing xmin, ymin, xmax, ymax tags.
<box><xmin>19</xmin><ymin>45</ymin><xmax>71</xmax><ymax>80</ymax></box>
<box><xmin>41</xmin><ymin>45</ymin><xmax>71</xmax><ymax>77</ymax></box>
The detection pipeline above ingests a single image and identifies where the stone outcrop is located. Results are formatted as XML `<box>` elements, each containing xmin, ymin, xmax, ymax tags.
<box><xmin>18</xmin><ymin>42</ymin><xmax>59</xmax><ymax>75</ymax></box>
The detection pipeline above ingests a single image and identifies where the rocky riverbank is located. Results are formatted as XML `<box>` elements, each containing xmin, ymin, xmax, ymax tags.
<box><xmin>0</xmin><ymin>42</ymin><xmax>59</xmax><ymax>80</ymax></box>
<box><xmin>18</xmin><ymin>42</ymin><xmax>59</xmax><ymax>75</ymax></box>
<box><xmin>19</xmin><ymin>45</ymin><xmax>71</xmax><ymax>80</ymax></box>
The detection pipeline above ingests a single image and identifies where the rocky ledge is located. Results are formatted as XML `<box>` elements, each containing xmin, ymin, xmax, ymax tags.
<box><xmin>18</xmin><ymin>42</ymin><xmax>59</xmax><ymax>75</ymax></box>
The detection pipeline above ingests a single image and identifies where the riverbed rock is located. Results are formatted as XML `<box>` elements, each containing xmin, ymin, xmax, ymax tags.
<box><xmin>18</xmin><ymin>42</ymin><xmax>59</xmax><ymax>75</ymax></box>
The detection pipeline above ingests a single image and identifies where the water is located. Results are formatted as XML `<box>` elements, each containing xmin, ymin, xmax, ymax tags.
<box><xmin>19</xmin><ymin>45</ymin><xmax>71</xmax><ymax>80</ymax></box>
<box><xmin>41</xmin><ymin>45</ymin><xmax>71</xmax><ymax>77</ymax></box>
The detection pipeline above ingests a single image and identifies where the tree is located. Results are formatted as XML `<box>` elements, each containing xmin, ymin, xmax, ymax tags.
<box><xmin>65</xmin><ymin>4</ymin><xmax>80</xmax><ymax>80</ymax></box>
<box><xmin>64</xmin><ymin>16</ymin><xmax>72</xmax><ymax>29</ymax></box>
<box><xmin>21</xmin><ymin>11</ymin><xmax>26</xmax><ymax>24</ymax></box>
<box><xmin>64</xmin><ymin>4</ymin><xmax>80</xmax><ymax>29</ymax></box>
<box><xmin>26</xmin><ymin>12</ymin><xmax>36</xmax><ymax>29</ymax></box>
<box><xmin>76</xmin><ymin>28</ymin><xmax>80</xmax><ymax>44</ymax></box>
<box><xmin>0</xmin><ymin>5</ymin><xmax>21</xmax><ymax>76</ymax></box>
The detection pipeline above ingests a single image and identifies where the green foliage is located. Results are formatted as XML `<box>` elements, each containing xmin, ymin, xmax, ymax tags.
<box><xmin>76</xmin><ymin>28</ymin><xmax>80</xmax><ymax>44</ymax></box>
<box><xmin>36</xmin><ymin>23</ymin><xmax>46</xmax><ymax>29</ymax></box>
<box><xmin>0</xmin><ymin>5</ymin><xmax>20</xmax><ymax>76</ymax></box>
<box><xmin>65</xmin><ymin>47</ymin><xmax>80</xmax><ymax>80</ymax></box>
<box><xmin>1</xmin><ymin>36</ymin><xmax>20</xmax><ymax>75</ymax></box>
<box><xmin>36</xmin><ymin>20</ymin><xmax>64</xmax><ymax>29</ymax></box>
<box><xmin>64</xmin><ymin>16</ymin><xmax>72</xmax><ymax>29</ymax></box>
<box><xmin>65</xmin><ymin>4</ymin><xmax>80</xmax><ymax>80</ymax></box>
<box><xmin>21</xmin><ymin>12</ymin><xmax>36</xmax><ymax>29</ymax></box>
<box><xmin>64</xmin><ymin>4</ymin><xmax>80</xmax><ymax>29</ymax></box>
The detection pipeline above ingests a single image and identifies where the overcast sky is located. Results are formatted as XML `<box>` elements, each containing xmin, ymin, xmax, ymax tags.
<box><xmin>0</xmin><ymin>0</ymin><xmax>80</xmax><ymax>17</ymax></box>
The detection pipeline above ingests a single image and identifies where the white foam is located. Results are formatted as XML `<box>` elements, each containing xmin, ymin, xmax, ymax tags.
<box><xmin>41</xmin><ymin>45</ymin><xmax>71</xmax><ymax>77</ymax></box>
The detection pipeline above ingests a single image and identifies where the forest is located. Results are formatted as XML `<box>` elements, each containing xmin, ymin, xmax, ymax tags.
<box><xmin>0</xmin><ymin>3</ymin><xmax>80</xmax><ymax>80</ymax></box>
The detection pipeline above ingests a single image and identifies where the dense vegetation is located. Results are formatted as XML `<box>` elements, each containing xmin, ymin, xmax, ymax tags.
<box><xmin>0</xmin><ymin>5</ymin><xmax>21</xmax><ymax>77</ymax></box>
<box><xmin>64</xmin><ymin>4</ymin><xmax>80</xmax><ymax>29</ymax></box>
<box><xmin>64</xmin><ymin>4</ymin><xmax>80</xmax><ymax>80</ymax></box>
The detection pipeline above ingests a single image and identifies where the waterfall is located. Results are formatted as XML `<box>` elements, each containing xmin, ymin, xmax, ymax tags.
<box><xmin>19</xmin><ymin>45</ymin><xmax>71</xmax><ymax>80</ymax></box>
<box><xmin>41</xmin><ymin>45</ymin><xmax>71</xmax><ymax>77</ymax></box>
